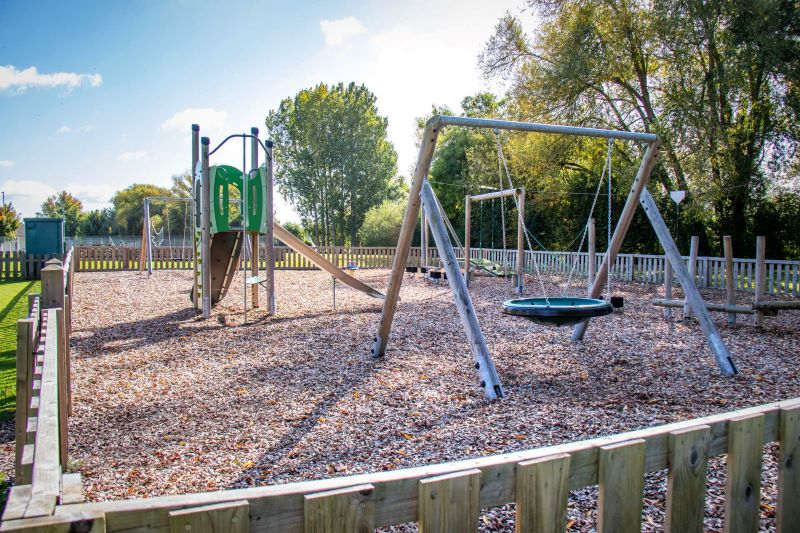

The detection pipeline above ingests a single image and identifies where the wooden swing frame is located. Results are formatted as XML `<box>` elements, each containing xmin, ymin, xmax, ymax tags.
<box><xmin>371</xmin><ymin>115</ymin><xmax>737</xmax><ymax>399</ymax></box>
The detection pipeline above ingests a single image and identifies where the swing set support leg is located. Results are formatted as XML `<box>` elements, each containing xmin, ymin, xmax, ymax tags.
<box><xmin>420</xmin><ymin>179</ymin><xmax>504</xmax><ymax>399</ymax></box>
<box><xmin>571</xmin><ymin>140</ymin><xmax>737</xmax><ymax>376</ymax></box>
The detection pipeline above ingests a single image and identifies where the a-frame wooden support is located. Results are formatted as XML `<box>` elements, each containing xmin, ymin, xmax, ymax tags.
<box><xmin>371</xmin><ymin>116</ymin><xmax>736</xmax><ymax>399</ymax></box>
<box><xmin>420</xmin><ymin>179</ymin><xmax>504</xmax><ymax>398</ymax></box>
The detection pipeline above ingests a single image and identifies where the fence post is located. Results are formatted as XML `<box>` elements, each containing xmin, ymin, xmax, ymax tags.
<box><xmin>725</xmin><ymin>413</ymin><xmax>764</xmax><ymax>533</ymax></box>
<box><xmin>684</xmin><ymin>236</ymin><xmax>699</xmax><ymax>318</ymax></box>
<box><xmin>598</xmin><ymin>439</ymin><xmax>646</xmax><ymax>533</ymax></box>
<box><xmin>418</xmin><ymin>469</ymin><xmax>481</xmax><ymax>532</ymax></box>
<box><xmin>665</xmin><ymin>425</ymin><xmax>710</xmax><ymax>533</ymax></box>
<box><xmin>754</xmin><ymin>236</ymin><xmax>766</xmax><ymax>327</ymax></box>
<box><xmin>41</xmin><ymin>260</ymin><xmax>65</xmax><ymax>310</ymax></box>
<box><xmin>777</xmin><ymin>405</ymin><xmax>800</xmax><ymax>532</ymax></box>
<box><xmin>663</xmin><ymin>256</ymin><xmax>673</xmax><ymax>319</ymax></box>
<box><xmin>723</xmin><ymin>236</ymin><xmax>736</xmax><ymax>325</ymax></box>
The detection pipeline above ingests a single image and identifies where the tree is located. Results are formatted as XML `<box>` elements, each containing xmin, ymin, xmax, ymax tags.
<box><xmin>359</xmin><ymin>200</ymin><xmax>407</xmax><ymax>246</ymax></box>
<box><xmin>480</xmin><ymin>0</ymin><xmax>800</xmax><ymax>254</ymax></box>
<box><xmin>38</xmin><ymin>191</ymin><xmax>83</xmax><ymax>236</ymax></box>
<box><xmin>170</xmin><ymin>171</ymin><xmax>193</xmax><ymax>198</ymax></box>
<box><xmin>78</xmin><ymin>208</ymin><xmax>115</xmax><ymax>236</ymax></box>
<box><xmin>0</xmin><ymin>203</ymin><xmax>21</xmax><ymax>237</ymax></box>
<box><xmin>283</xmin><ymin>221</ymin><xmax>313</xmax><ymax>245</ymax></box>
<box><xmin>111</xmin><ymin>184</ymin><xmax>172</xmax><ymax>236</ymax></box>
<box><xmin>266</xmin><ymin>82</ymin><xmax>401</xmax><ymax>246</ymax></box>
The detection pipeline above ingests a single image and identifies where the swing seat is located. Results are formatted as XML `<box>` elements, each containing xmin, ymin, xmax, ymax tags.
<box><xmin>502</xmin><ymin>297</ymin><xmax>613</xmax><ymax>327</ymax></box>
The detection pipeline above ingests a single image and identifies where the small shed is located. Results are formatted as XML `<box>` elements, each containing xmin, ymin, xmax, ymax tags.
<box><xmin>24</xmin><ymin>218</ymin><xmax>65</xmax><ymax>255</ymax></box>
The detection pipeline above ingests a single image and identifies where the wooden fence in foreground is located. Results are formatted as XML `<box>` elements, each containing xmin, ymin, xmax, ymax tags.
<box><xmin>8</xmin><ymin>250</ymin><xmax>78</xmax><ymax>525</ymax></box>
<box><xmin>3</xmin><ymin>369</ymin><xmax>798</xmax><ymax>532</ymax></box>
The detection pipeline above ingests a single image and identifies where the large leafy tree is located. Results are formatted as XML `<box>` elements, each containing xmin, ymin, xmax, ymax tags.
<box><xmin>38</xmin><ymin>191</ymin><xmax>83</xmax><ymax>236</ymax></box>
<box><xmin>480</xmin><ymin>0</ymin><xmax>800</xmax><ymax>254</ymax></box>
<box><xmin>266</xmin><ymin>82</ymin><xmax>402</xmax><ymax>246</ymax></box>
<box><xmin>0</xmin><ymin>203</ymin><xmax>21</xmax><ymax>237</ymax></box>
<box><xmin>78</xmin><ymin>208</ymin><xmax>115</xmax><ymax>236</ymax></box>
<box><xmin>111</xmin><ymin>184</ymin><xmax>172</xmax><ymax>236</ymax></box>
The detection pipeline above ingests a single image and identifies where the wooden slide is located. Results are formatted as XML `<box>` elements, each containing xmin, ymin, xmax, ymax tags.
<box><xmin>273</xmin><ymin>222</ymin><xmax>385</xmax><ymax>300</ymax></box>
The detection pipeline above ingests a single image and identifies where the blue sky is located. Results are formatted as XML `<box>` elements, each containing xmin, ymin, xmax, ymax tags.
<box><xmin>0</xmin><ymin>0</ymin><xmax>520</xmax><ymax>223</ymax></box>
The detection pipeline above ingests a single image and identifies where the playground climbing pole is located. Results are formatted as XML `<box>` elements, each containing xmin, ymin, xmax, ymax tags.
<box><xmin>373</xmin><ymin>116</ymin><xmax>737</xmax><ymax>399</ymax></box>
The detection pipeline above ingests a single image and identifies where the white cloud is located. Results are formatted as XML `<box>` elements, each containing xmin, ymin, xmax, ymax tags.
<box><xmin>320</xmin><ymin>16</ymin><xmax>367</xmax><ymax>46</ymax></box>
<box><xmin>161</xmin><ymin>108</ymin><xmax>228</xmax><ymax>131</ymax></box>
<box><xmin>0</xmin><ymin>160</ymin><xmax>14</xmax><ymax>168</ymax></box>
<box><xmin>0</xmin><ymin>179</ymin><xmax>116</xmax><ymax>217</ymax></box>
<box><xmin>64</xmin><ymin>182</ymin><xmax>117</xmax><ymax>211</ymax></box>
<box><xmin>57</xmin><ymin>125</ymin><xmax>72</xmax><ymax>134</ymax></box>
<box><xmin>0</xmin><ymin>65</ymin><xmax>102</xmax><ymax>92</ymax></box>
<box><xmin>117</xmin><ymin>151</ymin><xmax>148</xmax><ymax>162</ymax></box>
<box><xmin>0</xmin><ymin>179</ymin><xmax>56</xmax><ymax>217</ymax></box>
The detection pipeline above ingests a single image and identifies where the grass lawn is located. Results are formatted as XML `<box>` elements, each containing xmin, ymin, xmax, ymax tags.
<box><xmin>0</xmin><ymin>280</ymin><xmax>40</xmax><ymax>421</ymax></box>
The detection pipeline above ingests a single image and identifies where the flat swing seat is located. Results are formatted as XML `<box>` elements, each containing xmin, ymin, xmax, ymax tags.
<box><xmin>246</xmin><ymin>275</ymin><xmax>267</xmax><ymax>285</ymax></box>
<box><xmin>502</xmin><ymin>297</ymin><xmax>613</xmax><ymax>327</ymax></box>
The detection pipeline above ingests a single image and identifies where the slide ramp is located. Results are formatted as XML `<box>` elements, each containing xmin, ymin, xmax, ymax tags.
<box><xmin>273</xmin><ymin>222</ymin><xmax>385</xmax><ymax>300</ymax></box>
<box><xmin>209</xmin><ymin>231</ymin><xmax>243</xmax><ymax>304</ymax></box>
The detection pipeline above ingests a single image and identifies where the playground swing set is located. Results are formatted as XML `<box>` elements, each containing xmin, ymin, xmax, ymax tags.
<box><xmin>141</xmin><ymin>124</ymin><xmax>385</xmax><ymax>323</ymax></box>
<box><xmin>373</xmin><ymin>115</ymin><xmax>739</xmax><ymax>399</ymax></box>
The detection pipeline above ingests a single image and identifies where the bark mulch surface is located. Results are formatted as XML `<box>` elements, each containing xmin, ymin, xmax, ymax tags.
<box><xmin>4</xmin><ymin>269</ymin><xmax>798</xmax><ymax>531</ymax></box>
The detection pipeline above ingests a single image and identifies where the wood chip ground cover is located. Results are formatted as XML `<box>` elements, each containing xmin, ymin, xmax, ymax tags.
<box><xmin>2</xmin><ymin>268</ymin><xmax>798</xmax><ymax>531</ymax></box>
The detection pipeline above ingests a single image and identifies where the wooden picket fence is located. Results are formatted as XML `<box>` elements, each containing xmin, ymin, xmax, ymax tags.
<box><xmin>61</xmin><ymin>244</ymin><xmax>800</xmax><ymax>297</ymax></box>
<box><xmin>0</xmin><ymin>252</ymin><xmax>67</xmax><ymax>281</ymax></box>
<box><xmin>2</xmin><ymin>395</ymin><xmax>798</xmax><ymax>531</ymax></box>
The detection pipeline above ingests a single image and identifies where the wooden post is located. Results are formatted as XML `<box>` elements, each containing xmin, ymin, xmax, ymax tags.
<box><xmin>515</xmin><ymin>453</ymin><xmax>570</xmax><ymax>533</ymax></box>
<box><xmin>597</xmin><ymin>439</ymin><xmax>646</xmax><ymax>533</ymax></box>
<box><xmin>588</xmin><ymin>217</ymin><xmax>596</xmax><ymax>291</ymax></box>
<box><xmin>41</xmin><ymin>260</ymin><xmax>64</xmax><ymax>310</ymax></box>
<box><xmin>250</xmin><ymin>127</ymin><xmax>260</xmax><ymax>308</ymax></box>
<box><xmin>464</xmin><ymin>195</ymin><xmax>471</xmax><ymax>287</ymax></box>
<box><xmin>725</xmin><ymin>413</ymin><xmax>764</xmax><ymax>533</ymax></box>
<box><xmin>304</xmin><ymin>484</ymin><xmax>375</xmax><ymax>533</ymax></box>
<box><xmin>515</xmin><ymin>187</ymin><xmax>525</xmax><ymax>294</ymax></box>
<box><xmin>419</xmin><ymin>180</ymin><xmax>504</xmax><ymax>398</ymax></box>
<box><xmin>572</xmin><ymin>140</ymin><xmax>661</xmax><ymax>341</ymax></box>
<box><xmin>754</xmin><ymin>236</ymin><xmax>766</xmax><ymax>327</ymax></box>
<box><xmin>663</xmin><ymin>253</ymin><xmax>673</xmax><ymax>319</ymax></box>
<box><xmin>778</xmin><ymin>405</ymin><xmax>800</xmax><ymax>532</ymax></box>
<box><xmin>138</xmin><ymin>223</ymin><xmax>146</xmax><ymax>273</ymax></box>
<box><xmin>372</xmin><ymin>118</ymin><xmax>440</xmax><ymax>358</ymax></box>
<box><xmin>14</xmin><ymin>318</ymin><xmax>34</xmax><ymax>481</ymax></box>
<box><xmin>421</xmin><ymin>208</ymin><xmax>428</xmax><ymax>271</ymax></box>
<box><xmin>418</xmin><ymin>469</ymin><xmax>480</xmax><ymax>533</ymax></box>
<box><xmin>638</xmin><ymin>192</ymin><xmax>737</xmax><ymax>375</ymax></box>
<box><xmin>684</xmin><ymin>236</ymin><xmax>699</xmax><ymax>317</ymax></box>
<box><xmin>665</xmin><ymin>425</ymin><xmax>710</xmax><ymax>533</ymax></box>
<box><xmin>264</xmin><ymin>140</ymin><xmax>276</xmax><ymax>315</ymax></box>
<box><xmin>724</xmin><ymin>236</ymin><xmax>736</xmax><ymax>325</ymax></box>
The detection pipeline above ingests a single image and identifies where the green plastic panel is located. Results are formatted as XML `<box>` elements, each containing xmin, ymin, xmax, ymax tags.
<box><xmin>208</xmin><ymin>165</ymin><xmax>267</xmax><ymax>235</ymax></box>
